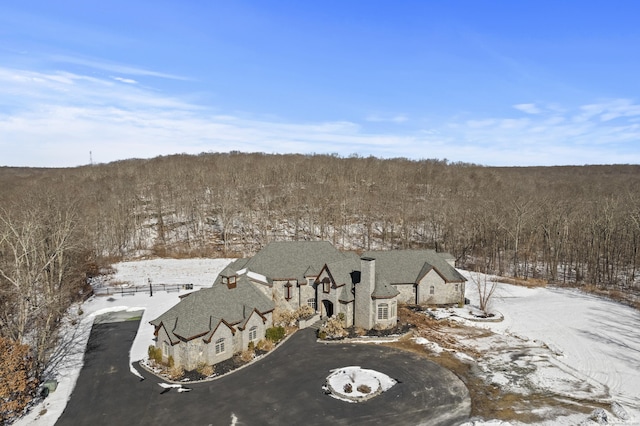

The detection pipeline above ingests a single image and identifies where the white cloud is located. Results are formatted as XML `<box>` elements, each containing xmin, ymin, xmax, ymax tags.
<box><xmin>466</xmin><ymin>119</ymin><xmax>496</xmax><ymax>128</ymax></box>
<box><xmin>49</xmin><ymin>54</ymin><xmax>189</xmax><ymax>81</ymax></box>
<box><xmin>365</xmin><ymin>114</ymin><xmax>408</xmax><ymax>123</ymax></box>
<box><xmin>112</xmin><ymin>76</ymin><xmax>137</xmax><ymax>84</ymax></box>
<box><xmin>577</xmin><ymin>99</ymin><xmax>640</xmax><ymax>122</ymax></box>
<box><xmin>1</xmin><ymin>65</ymin><xmax>639</xmax><ymax>167</ymax></box>
<box><xmin>513</xmin><ymin>103</ymin><xmax>541</xmax><ymax>114</ymax></box>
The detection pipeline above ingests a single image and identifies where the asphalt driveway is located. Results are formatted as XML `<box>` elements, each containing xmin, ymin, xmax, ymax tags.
<box><xmin>57</xmin><ymin>318</ymin><xmax>470</xmax><ymax>426</ymax></box>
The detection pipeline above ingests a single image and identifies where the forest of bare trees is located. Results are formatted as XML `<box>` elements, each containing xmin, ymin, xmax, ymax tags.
<box><xmin>2</xmin><ymin>153</ymin><xmax>639</xmax><ymax>292</ymax></box>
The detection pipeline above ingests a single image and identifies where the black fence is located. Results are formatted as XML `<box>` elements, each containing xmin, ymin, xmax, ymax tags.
<box><xmin>93</xmin><ymin>283</ymin><xmax>194</xmax><ymax>297</ymax></box>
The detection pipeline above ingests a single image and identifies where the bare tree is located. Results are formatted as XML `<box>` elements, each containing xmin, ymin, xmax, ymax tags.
<box><xmin>468</xmin><ymin>271</ymin><xmax>498</xmax><ymax>315</ymax></box>
<box><xmin>0</xmin><ymin>194</ymin><xmax>85</xmax><ymax>371</ymax></box>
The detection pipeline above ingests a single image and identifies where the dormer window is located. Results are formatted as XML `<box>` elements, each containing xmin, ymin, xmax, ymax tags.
<box><xmin>322</xmin><ymin>277</ymin><xmax>331</xmax><ymax>293</ymax></box>
<box><xmin>222</xmin><ymin>275</ymin><xmax>237</xmax><ymax>289</ymax></box>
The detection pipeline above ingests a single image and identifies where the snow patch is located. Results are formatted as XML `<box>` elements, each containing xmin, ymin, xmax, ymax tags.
<box><xmin>323</xmin><ymin>366</ymin><xmax>396</xmax><ymax>402</ymax></box>
<box><xmin>413</xmin><ymin>336</ymin><xmax>444</xmax><ymax>354</ymax></box>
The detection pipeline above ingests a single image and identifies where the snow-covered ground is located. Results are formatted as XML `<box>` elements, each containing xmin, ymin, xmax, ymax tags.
<box><xmin>13</xmin><ymin>259</ymin><xmax>640</xmax><ymax>426</ymax></box>
<box><xmin>457</xmin><ymin>271</ymin><xmax>640</xmax><ymax>425</ymax></box>
<box><xmin>323</xmin><ymin>366</ymin><xmax>397</xmax><ymax>402</ymax></box>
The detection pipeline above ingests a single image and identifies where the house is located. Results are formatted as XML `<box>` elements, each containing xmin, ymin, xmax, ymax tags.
<box><xmin>358</xmin><ymin>250</ymin><xmax>466</xmax><ymax>307</ymax></box>
<box><xmin>149</xmin><ymin>268</ymin><xmax>274</xmax><ymax>371</ymax></box>
<box><xmin>149</xmin><ymin>241</ymin><xmax>466</xmax><ymax>369</ymax></box>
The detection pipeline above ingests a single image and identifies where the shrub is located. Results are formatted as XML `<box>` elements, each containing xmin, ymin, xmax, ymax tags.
<box><xmin>148</xmin><ymin>345</ymin><xmax>162</xmax><ymax>364</ymax></box>
<box><xmin>318</xmin><ymin>330</ymin><xmax>327</xmax><ymax>340</ymax></box>
<box><xmin>197</xmin><ymin>363</ymin><xmax>215</xmax><ymax>377</ymax></box>
<box><xmin>319</xmin><ymin>317</ymin><xmax>347</xmax><ymax>339</ymax></box>
<box><xmin>256</xmin><ymin>339</ymin><xmax>274</xmax><ymax>351</ymax></box>
<box><xmin>274</xmin><ymin>305</ymin><xmax>316</xmax><ymax>328</ymax></box>
<box><xmin>357</xmin><ymin>384</ymin><xmax>371</xmax><ymax>394</ymax></box>
<box><xmin>354</xmin><ymin>327</ymin><xmax>366</xmax><ymax>337</ymax></box>
<box><xmin>265</xmin><ymin>326</ymin><xmax>285</xmax><ymax>342</ymax></box>
<box><xmin>294</xmin><ymin>304</ymin><xmax>315</xmax><ymax>320</ymax></box>
<box><xmin>240</xmin><ymin>349</ymin><xmax>254</xmax><ymax>362</ymax></box>
<box><xmin>167</xmin><ymin>355</ymin><xmax>175</xmax><ymax>368</ymax></box>
<box><xmin>247</xmin><ymin>341</ymin><xmax>255</xmax><ymax>351</ymax></box>
<box><xmin>0</xmin><ymin>337</ymin><xmax>39</xmax><ymax>424</ymax></box>
<box><xmin>167</xmin><ymin>365</ymin><xmax>184</xmax><ymax>380</ymax></box>
<box><xmin>273</xmin><ymin>308</ymin><xmax>297</xmax><ymax>327</ymax></box>
<box><xmin>343</xmin><ymin>383</ymin><xmax>353</xmax><ymax>393</ymax></box>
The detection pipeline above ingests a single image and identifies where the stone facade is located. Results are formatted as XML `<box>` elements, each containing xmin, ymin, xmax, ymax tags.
<box><xmin>150</xmin><ymin>242</ymin><xmax>466</xmax><ymax>370</ymax></box>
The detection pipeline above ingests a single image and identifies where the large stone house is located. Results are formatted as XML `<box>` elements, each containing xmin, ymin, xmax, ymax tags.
<box><xmin>150</xmin><ymin>241</ymin><xmax>466</xmax><ymax>369</ymax></box>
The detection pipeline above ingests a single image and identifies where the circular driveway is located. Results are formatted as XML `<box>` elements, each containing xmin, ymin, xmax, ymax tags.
<box><xmin>57</xmin><ymin>319</ymin><xmax>470</xmax><ymax>426</ymax></box>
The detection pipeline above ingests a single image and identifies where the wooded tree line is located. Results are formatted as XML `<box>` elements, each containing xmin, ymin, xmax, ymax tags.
<box><xmin>0</xmin><ymin>188</ymin><xmax>88</xmax><ymax>420</ymax></box>
<box><xmin>2</xmin><ymin>153</ymin><xmax>639</xmax><ymax>291</ymax></box>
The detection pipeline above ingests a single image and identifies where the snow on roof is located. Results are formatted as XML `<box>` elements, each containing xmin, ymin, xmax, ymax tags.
<box><xmin>246</xmin><ymin>271</ymin><xmax>268</xmax><ymax>284</ymax></box>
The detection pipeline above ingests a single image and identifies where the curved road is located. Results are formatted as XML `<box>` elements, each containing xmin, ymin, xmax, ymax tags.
<box><xmin>57</xmin><ymin>319</ymin><xmax>470</xmax><ymax>425</ymax></box>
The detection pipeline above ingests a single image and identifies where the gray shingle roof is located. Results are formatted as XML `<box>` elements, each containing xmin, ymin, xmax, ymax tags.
<box><xmin>243</xmin><ymin>241</ymin><xmax>345</xmax><ymax>282</ymax></box>
<box><xmin>325</xmin><ymin>256</ymin><xmax>360</xmax><ymax>287</ymax></box>
<box><xmin>371</xmin><ymin>273</ymin><xmax>400</xmax><ymax>299</ymax></box>
<box><xmin>150</xmin><ymin>276</ymin><xmax>274</xmax><ymax>342</ymax></box>
<box><xmin>361</xmin><ymin>250</ymin><xmax>466</xmax><ymax>284</ymax></box>
<box><xmin>338</xmin><ymin>283</ymin><xmax>355</xmax><ymax>303</ymax></box>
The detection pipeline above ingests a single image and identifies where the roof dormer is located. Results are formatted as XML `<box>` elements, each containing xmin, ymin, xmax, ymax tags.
<box><xmin>221</xmin><ymin>274</ymin><xmax>237</xmax><ymax>289</ymax></box>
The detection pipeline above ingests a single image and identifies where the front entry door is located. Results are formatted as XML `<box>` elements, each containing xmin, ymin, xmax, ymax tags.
<box><xmin>322</xmin><ymin>299</ymin><xmax>334</xmax><ymax>318</ymax></box>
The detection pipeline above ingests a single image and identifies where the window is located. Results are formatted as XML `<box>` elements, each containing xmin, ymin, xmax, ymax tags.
<box><xmin>307</xmin><ymin>277</ymin><xmax>315</xmax><ymax>285</ymax></box>
<box><xmin>249</xmin><ymin>326</ymin><xmax>257</xmax><ymax>341</ymax></box>
<box><xmin>412</xmin><ymin>285</ymin><xmax>417</xmax><ymax>294</ymax></box>
<box><xmin>322</xmin><ymin>278</ymin><xmax>331</xmax><ymax>293</ymax></box>
<box><xmin>391</xmin><ymin>302</ymin><xmax>397</xmax><ymax>318</ymax></box>
<box><xmin>454</xmin><ymin>283</ymin><xmax>459</xmax><ymax>292</ymax></box>
<box><xmin>429</xmin><ymin>286</ymin><xmax>435</xmax><ymax>295</ymax></box>
<box><xmin>285</xmin><ymin>283</ymin><xmax>293</xmax><ymax>300</ymax></box>
<box><xmin>307</xmin><ymin>298</ymin><xmax>316</xmax><ymax>310</ymax></box>
<box><xmin>215</xmin><ymin>338</ymin><xmax>225</xmax><ymax>354</ymax></box>
<box><xmin>162</xmin><ymin>341</ymin><xmax>169</xmax><ymax>357</ymax></box>
<box><xmin>377</xmin><ymin>303</ymin><xmax>389</xmax><ymax>320</ymax></box>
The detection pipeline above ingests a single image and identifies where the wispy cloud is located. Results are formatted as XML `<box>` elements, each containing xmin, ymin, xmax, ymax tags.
<box><xmin>581</xmin><ymin>99</ymin><xmax>640</xmax><ymax>122</ymax></box>
<box><xmin>112</xmin><ymin>76</ymin><xmax>137</xmax><ymax>84</ymax></box>
<box><xmin>365</xmin><ymin>114</ymin><xmax>409</xmax><ymax>123</ymax></box>
<box><xmin>49</xmin><ymin>54</ymin><xmax>190</xmax><ymax>81</ymax></box>
<box><xmin>0</xmin><ymin>67</ymin><xmax>195</xmax><ymax>110</ymax></box>
<box><xmin>513</xmin><ymin>103</ymin><xmax>541</xmax><ymax>114</ymax></box>
<box><xmin>0</xmin><ymin>65</ymin><xmax>639</xmax><ymax>167</ymax></box>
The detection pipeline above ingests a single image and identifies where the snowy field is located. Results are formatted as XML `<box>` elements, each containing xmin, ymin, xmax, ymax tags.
<box><xmin>458</xmin><ymin>271</ymin><xmax>640</xmax><ymax>425</ymax></box>
<box><xmin>14</xmin><ymin>259</ymin><xmax>640</xmax><ymax>426</ymax></box>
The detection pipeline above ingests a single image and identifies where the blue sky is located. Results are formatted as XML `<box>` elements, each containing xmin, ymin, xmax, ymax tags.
<box><xmin>1</xmin><ymin>1</ymin><xmax>640</xmax><ymax>167</ymax></box>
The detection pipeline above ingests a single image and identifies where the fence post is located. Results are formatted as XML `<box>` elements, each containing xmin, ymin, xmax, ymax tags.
<box><xmin>149</xmin><ymin>278</ymin><xmax>153</xmax><ymax>297</ymax></box>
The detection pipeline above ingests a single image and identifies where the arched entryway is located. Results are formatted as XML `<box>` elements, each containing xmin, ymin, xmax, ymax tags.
<box><xmin>322</xmin><ymin>299</ymin><xmax>334</xmax><ymax>318</ymax></box>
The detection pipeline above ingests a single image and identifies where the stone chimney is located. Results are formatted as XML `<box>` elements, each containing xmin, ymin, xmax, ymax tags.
<box><xmin>355</xmin><ymin>257</ymin><xmax>375</xmax><ymax>329</ymax></box>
